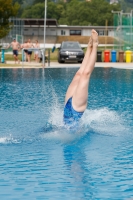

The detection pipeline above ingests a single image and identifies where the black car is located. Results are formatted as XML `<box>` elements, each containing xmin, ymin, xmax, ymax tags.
<box><xmin>58</xmin><ymin>41</ymin><xmax>84</xmax><ymax>63</ymax></box>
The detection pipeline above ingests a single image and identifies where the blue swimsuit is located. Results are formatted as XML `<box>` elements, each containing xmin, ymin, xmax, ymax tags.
<box><xmin>63</xmin><ymin>97</ymin><xmax>84</xmax><ymax>126</ymax></box>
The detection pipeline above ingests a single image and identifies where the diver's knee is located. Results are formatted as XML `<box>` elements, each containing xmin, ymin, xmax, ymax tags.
<box><xmin>76</xmin><ymin>70</ymin><xmax>82</xmax><ymax>77</ymax></box>
<box><xmin>82</xmin><ymin>70</ymin><xmax>91</xmax><ymax>78</ymax></box>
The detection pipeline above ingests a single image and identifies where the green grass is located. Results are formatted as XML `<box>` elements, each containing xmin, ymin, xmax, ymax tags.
<box><xmin>2</xmin><ymin>46</ymin><xmax>131</xmax><ymax>65</ymax></box>
<box><xmin>3</xmin><ymin>47</ymin><xmax>114</xmax><ymax>62</ymax></box>
<box><xmin>4</xmin><ymin>54</ymin><xmax>22</xmax><ymax>61</ymax></box>
<box><xmin>3</xmin><ymin>50</ymin><xmax>58</xmax><ymax>62</ymax></box>
<box><xmin>0</xmin><ymin>63</ymin><xmax>21</xmax><ymax>67</ymax></box>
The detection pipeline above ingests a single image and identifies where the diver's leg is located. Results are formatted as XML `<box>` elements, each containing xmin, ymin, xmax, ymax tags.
<box><xmin>72</xmin><ymin>30</ymin><xmax>98</xmax><ymax>112</ymax></box>
<box><xmin>65</xmin><ymin>37</ymin><xmax>93</xmax><ymax>103</ymax></box>
<box><xmin>79</xmin><ymin>37</ymin><xmax>93</xmax><ymax>73</ymax></box>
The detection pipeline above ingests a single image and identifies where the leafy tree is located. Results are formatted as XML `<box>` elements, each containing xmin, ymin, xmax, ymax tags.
<box><xmin>12</xmin><ymin>0</ymin><xmax>24</xmax><ymax>4</ymax></box>
<box><xmin>11</xmin><ymin>0</ymin><xmax>24</xmax><ymax>17</ymax></box>
<box><xmin>20</xmin><ymin>0</ymin><xmax>133</xmax><ymax>20</ymax></box>
<box><xmin>33</xmin><ymin>0</ymin><xmax>44</xmax><ymax>3</ymax></box>
<box><xmin>125</xmin><ymin>0</ymin><xmax>133</xmax><ymax>3</ymax></box>
<box><xmin>62</xmin><ymin>0</ymin><xmax>120</xmax><ymax>25</ymax></box>
<box><xmin>20</xmin><ymin>0</ymin><xmax>121</xmax><ymax>25</ymax></box>
<box><xmin>21</xmin><ymin>3</ymin><xmax>44</xmax><ymax>18</ymax></box>
<box><xmin>119</xmin><ymin>0</ymin><xmax>133</xmax><ymax>12</ymax></box>
<box><xmin>22</xmin><ymin>1</ymin><xmax>66</xmax><ymax>20</ymax></box>
<box><xmin>0</xmin><ymin>0</ymin><xmax>20</xmax><ymax>39</ymax></box>
<box><xmin>47</xmin><ymin>2</ymin><xmax>65</xmax><ymax>21</ymax></box>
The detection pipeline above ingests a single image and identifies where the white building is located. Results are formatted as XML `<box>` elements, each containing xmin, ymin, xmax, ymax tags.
<box><xmin>2</xmin><ymin>18</ymin><xmax>115</xmax><ymax>44</ymax></box>
<box><xmin>110</xmin><ymin>0</ymin><xmax>118</xmax><ymax>4</ymax></box>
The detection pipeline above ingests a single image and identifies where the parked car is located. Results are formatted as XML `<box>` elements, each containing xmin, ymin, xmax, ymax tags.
<box><xmin>58</xmin><ymin>41</ymin><xmax>84</xmax><ymax>63</ymax></box>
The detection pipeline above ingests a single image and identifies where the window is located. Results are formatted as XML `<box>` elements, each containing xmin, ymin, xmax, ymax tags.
<box><xmin>96</xmin><ymin>30</ymin><xmax>107</xmax><ymax>36</ymax></box>
<box><xmin>61</xmin><ymin>30</ymin><xmax>65</xmax><ymax>35</ymax></box>
<box><xmin>62</xmin><ymin>42</ymin><xmax>80</xmax><ymax>49</ymax></box>
<box><xmin>70</xmin><ymin>30</ymin><xmax>81</xmax><ymax>35</ymax></box>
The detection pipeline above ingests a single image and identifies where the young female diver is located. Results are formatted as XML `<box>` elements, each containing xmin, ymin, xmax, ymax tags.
<box><xmin>63</xmin><ymin>29</ymin><xmax>99</xmax><ymax>126</ymax></box>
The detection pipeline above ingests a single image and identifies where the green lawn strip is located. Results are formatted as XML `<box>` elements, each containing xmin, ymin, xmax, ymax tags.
<box><xmin>2</xmin><ymin>47</ymin><xmax>114</xmax><ymax>64</ymax></box>
<box><xmin>0</xmin><ymin>63</ymin><xmax>21</xmax><ymax>67</ymax></box>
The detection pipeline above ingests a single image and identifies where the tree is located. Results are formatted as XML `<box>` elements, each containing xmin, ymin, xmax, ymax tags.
<box><xmin>20</xmin><ymin>0</ymin><xmax>121</xmax><ymax>26</ymax></box>
<box><xmin>21</xmin><ymin>3</ymin><xmax>44</xmax><ymax>18</ymax></box>
<box><xmin>0</xmin><ymin>0</ymin><xmax>20</xmax><ymax>39</ymax></box>
<box><xmin>62</xmin><ymin>0</ymin><xmax>120</xmax><ymax>26</ymax></box>
<box><xmin>12</xmin><ymin>0</ymin><xmax>24</xmax><ymax>4</ymax></box>
<box><xmin>119</xmin><ymin>0</ymin><xmax>133</xmax><ymax>12</ymax></box>
<box><xmin>125</xmin><ymin>0</ymin><xmax>133</xmax><ymax>3</ymax></box>
<box><xmin>21</xmin><ymin>1</ymin><xmax>66</xmax><ymax>20</ymax></box>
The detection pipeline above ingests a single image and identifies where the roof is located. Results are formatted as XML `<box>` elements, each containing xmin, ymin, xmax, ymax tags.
<box><xmin>23</xmin><ymin>18</ymin><xmax>58</xmax><ymax>26</ymax></box>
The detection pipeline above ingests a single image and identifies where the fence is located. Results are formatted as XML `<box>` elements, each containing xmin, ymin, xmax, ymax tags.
<box><xmin>113</xmin><ymin>11</ymin><xmax>133</xmax><ymax>51</ymax></box>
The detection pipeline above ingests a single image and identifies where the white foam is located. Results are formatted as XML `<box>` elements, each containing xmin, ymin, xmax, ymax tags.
<box><xmin>45</xmin><ymin>99</ymin><xmax>86</xmax><ymax>143</ymax></box>
<box><xmin>40</xmin><ymin>126</ymin><xmax>86</xmax><ymax>144</ymax></box>
<box><xmin>82</xmin><ymin>107</ymin><xmax>128</xmax><ymax>136</ymax></box>
<box><xmin>49</xmin><ymin>105</ymin><xmax>63</xmax><ymax>127</ymax></box>
<box><xmin>0</xmin><ymin>135</ymin><xmax>20</xmax><ymax>144</ymax></box>
<box><xmin>0</xmin><ymin>137</ymin><xmax>8</xmax><ymax>144</ymax></box>
<box><xmin>41</xmin><ymin>106</ymin><xmax>129</xmax><ymax>143</ymax></box>
<box><xmin>1</xmin><ymin>106</ymin><xmax>127</xmax><ymax>145</ymax></box>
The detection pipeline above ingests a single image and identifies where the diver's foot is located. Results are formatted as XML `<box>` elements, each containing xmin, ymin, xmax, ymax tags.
<box><xmin>91</xmin><ymin>29</ymin><xmax>99</xmax><ymax>46</ymax></box>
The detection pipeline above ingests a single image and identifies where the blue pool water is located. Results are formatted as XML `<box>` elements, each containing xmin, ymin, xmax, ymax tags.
<box><xmin>0</xmin><ymin>67</ymin><xmax>133</xmax><ymax>199</ymax></box>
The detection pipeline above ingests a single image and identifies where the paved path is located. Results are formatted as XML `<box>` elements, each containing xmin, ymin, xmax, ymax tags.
<box><xmin>0</xmin><ymin>61</ymin><xmax>133</xmax><ymax>69</ymax></box>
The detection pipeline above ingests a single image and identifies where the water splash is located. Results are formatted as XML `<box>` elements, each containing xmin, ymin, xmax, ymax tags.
<box><xmin>82</xmin><ymin>107</ymin><xmax>129</xmax><ymax>136</ymax></box>
<box><xmin>0</xmin><ymin>107</ymin><xmax>130</xmax><ymax>145</ymax></box>
<box><xmin>0</xmin><ymin>135</ymin><xmax>20</xmax><ymax>144</ymax></box>
<box><xmin>41</xmin><ymin>107</ymin><xmax>130</xmax><ymax>143</ymax></box>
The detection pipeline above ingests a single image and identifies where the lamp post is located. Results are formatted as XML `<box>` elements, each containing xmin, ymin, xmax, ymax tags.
<box><xmin>43</xmin><ymin>0</ymin><xmax>47</xmax><ymax>67</ymax></box>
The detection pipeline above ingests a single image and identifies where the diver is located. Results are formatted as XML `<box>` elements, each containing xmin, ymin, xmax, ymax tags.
<box><xmin>63</xmin><ymin>29</ymin><xmax>99</xmax><ymax>126</ymax></box>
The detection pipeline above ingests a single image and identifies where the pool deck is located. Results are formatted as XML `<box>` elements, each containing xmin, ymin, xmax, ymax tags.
<box><xmin>0</xmin><ymin>61</ymin><xmax>133</xmax><ymax>69</ymax></box>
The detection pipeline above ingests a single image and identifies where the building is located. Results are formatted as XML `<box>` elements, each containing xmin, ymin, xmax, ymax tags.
<box><xmin>23</xmin><ymin>19</ymin><xmax>114</xmax><ymax>41</ymax></box>
<box><xmin>1</xmin><ymin>18</ymin><xmax>115</xmax><ymax>44</ymax></box>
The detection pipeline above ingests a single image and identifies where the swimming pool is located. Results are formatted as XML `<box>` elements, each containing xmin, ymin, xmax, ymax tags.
<box><xmin>0</xmin><ymin>67</ymin><xmax>133</xmax><ymax>199</ymax></box>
